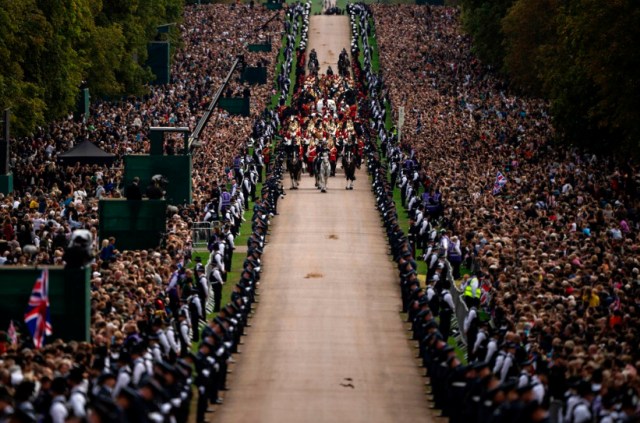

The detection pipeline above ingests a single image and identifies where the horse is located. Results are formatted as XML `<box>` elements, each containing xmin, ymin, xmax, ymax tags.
<box><xmin>288</xmin><ymin>150</ymin><xmax>302</xmax><ymax>189</ymax></box>
<box><xmin>342</xmin><ymin>150</ymin><xmax>356</xmax><ymax>190</ymax></box>
<box><xmin>315</xmin><ymin>151</ymin><xmax>331</xmax><ymax>193</ymax></box>
<box><xmin>308</xmin><ymin>49</ymin><xmax>320</xmax><ymax>76</ymax></box>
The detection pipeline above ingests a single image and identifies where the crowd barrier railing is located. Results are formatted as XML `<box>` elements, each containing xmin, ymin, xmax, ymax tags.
<box><xmin>192</xmin><ymin>221</ymin><xmax>214</xmax><ymax>250</ymax></box>
<box><xmin>444</xmin><ymin>260</ymin><xmax>469</xmax><ymax>348</ymax></box>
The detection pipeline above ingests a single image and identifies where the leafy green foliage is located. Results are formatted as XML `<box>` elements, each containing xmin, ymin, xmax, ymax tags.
<box><xmin>461</xmin><ymin>0</ymin><xmax>640</xmax><ymax>151</ymax></box>
<box><xmin>0</xmin><ymin>0</ymin><xmax>184</xmax><ymax>136</ymax></box>
<box><xmin>459</xmin><ymin>0</ymin><xmax>516</xmax><ymax>70</ymax></box>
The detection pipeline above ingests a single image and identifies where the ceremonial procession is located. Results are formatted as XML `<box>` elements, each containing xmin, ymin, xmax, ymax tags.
<box><xmin>2</xmin><ymin>0</ymin><xmax>640</xmax><ymax>423</ymax></box>
<box><xmin>282</xmin><ymin>72</ymin><xmax>361</xmax><ymax>191</ymax></box>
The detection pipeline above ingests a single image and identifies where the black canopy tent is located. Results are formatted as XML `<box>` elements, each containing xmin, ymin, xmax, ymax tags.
<box><xmin>57</xmin><ymin>140</ymin><xmax>116</xmax><ymax>167</ymax></box>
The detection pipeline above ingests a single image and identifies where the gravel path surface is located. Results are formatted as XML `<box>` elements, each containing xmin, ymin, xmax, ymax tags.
<box><xmin>214</xmin><ymin>165</ymin><xmax>432</xmax><ymax>423</ymax></box>
<box><xmin>306</xmin><ymin>16</ymin><xmax>351</xmax><ymax>75</ymax></box>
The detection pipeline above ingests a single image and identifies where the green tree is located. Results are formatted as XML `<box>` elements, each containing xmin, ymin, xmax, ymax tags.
<box><xmin>0</xmin><ymin>0</ymin><xmax>49</xmax><ymax>134</ymax></box>
<box><xmin>501</xmin><ymin>0</ymin><xmax>558</xmax><ymax>95</ymax></box>
<box><xmin>561</xmin><ymin>0</ymin><xmax>640</xmax><ymax>150</ymax></box>
<box><xmin>459</xmin><ymin>0</ymin><xmax>516</xmax><ymax>70</ymax></box>
<box><xmin>464</xmin><ymin>0</ymin><xmax>640</xmax><ymax>150</ymax></box>
<box><xmin>0</xmin><ymin>0</ymin><xmax>183</xmax><ymax>136</ymax></box>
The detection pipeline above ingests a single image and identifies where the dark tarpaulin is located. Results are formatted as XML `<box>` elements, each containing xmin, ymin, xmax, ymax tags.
<box><xmin>57</xmin><ymin>140</ymin><xmax>116</xmax><ymax>167</ymax></box>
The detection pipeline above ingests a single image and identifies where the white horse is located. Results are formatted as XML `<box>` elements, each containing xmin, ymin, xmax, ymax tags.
<box><xmin>317</xmin><ymin>151</ymin><xmax>331</xmax><ymax>193</ymax></box>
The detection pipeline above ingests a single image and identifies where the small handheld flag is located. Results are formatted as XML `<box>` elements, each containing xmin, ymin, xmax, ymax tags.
<box><xmin>24</xmin><ymin>269</ymin><xmax>52</xmax><ymax>349</ymax></box>
<box><xmin>8</xmin><ymin>320</ymin><xmax>17</xmax><ymax>348</ymax></box>
<box><xmin>493</xmin><ymin>171</ymin><xmax>507</xmax><ymax>195</ymax></box>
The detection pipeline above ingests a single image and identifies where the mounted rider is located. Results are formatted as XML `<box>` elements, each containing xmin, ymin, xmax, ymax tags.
<box><xmin>342</xmin><ymin>135</ymin><xmax>361</xmax><ymax>168</ymax></box>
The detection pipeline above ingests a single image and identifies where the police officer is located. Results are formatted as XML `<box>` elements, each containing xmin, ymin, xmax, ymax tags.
<box><xmin>113</xmin><ymin>353</ymin><xmax>132</xmax><ymax>398</ymax></box>
<box><xmin>130</xmin><ymin>344</ymin><xmax>148</xmax><ymax>388</ymax></box>
<box><xmin>442</xmin><ymin>357</ymin><xmax>466</xmax><ymax>422</ymax></box>
<box><xmin>148</xmin><ymin>334</ymin><xmax>163</xmax><ymax>364</ymax></box>
<box><xmin>472</xmin><ymin>321</ymin><xmax>491</xmax><ymax>363</ymax></box>
<box><xmin>195</xmin><ymin>340</ymin><xmax>214</xmax><ymax>423</ymax></box>
<box><xmin>67</xmin><ymin>367</ymin><xmax>87</xmax><ymax>419</ymax></box>
<box><xmin>485</xmin><ymin>328</ymin><xmax>500</xmax><ymax>367</ymax></box>
<box><xmin>518</xmin><ymin>359</ymin><xmax>534</xmax><ymax>388</ymax></box>
<box><xmin>566</xmin><ymin>380</ymin><xmax>595</xmax><ymax>423</ymax></box>
<box><xmin>439</xmin><ymin>281</ymin><xmax>455</xmax><ymax>341</ymax></box>
<box><xmin>195</xmin><ymin>265</ymin><xmax>208</xmax><ymax>319</ymax></box>
<box><xmin>464</xmin><ymin>302</ymin><xmax>480</xmax><ymax>360</ymax></box>
<box><xmin>209</xmin><ymin>244</ymin><xmax>225</xmax><ymax>312</ymax></box>
<box><xmin>178</xmin><ymin>308</ymin><xmax>191</xmax><ymax>357</ymax></box>
<box><xmin>48</xmin><ymin>377</ymin><xmax>69</xmax><ymax>423</ymax></box>
<box><xmin>462</xmin><ymin>273</ymin><xmax>481</xmax><ymax>307</ymax></box>
<box><xmin>222</xmin><ymin>224</ymin><xmax>235</xmax><ymax>276</ymax></box>
<box><xmin>499</xmin><ymin>343</ymin><xmax>519</xmax><ymax>383</ymax></box>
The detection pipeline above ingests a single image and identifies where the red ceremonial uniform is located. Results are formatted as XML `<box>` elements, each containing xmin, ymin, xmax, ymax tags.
<box><xmin>330</xmin><ymin>147</ymin><xmax>337</xmax><ymax>162</ymax></box>
<box><xmin>307</xmin><ymin>145</ymin><xmax>317</xmax><ymax>162</ymax></box>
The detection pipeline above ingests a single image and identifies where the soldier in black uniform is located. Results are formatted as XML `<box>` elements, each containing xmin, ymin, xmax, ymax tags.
<box><xmin>442</xmin><ymin>356</ymin><xmax>466</xmax><ymax>421</ymax></box>
<box><xmin>195</xmin><ymin>340</ymin><xmax>214</xmax><ymax>423</ymax></box>
<box><xmin>479</xmin><ymin>377</ymin><xmax>504</xmax><ymax>423</ymax></box>
<box><xmin>116</xmin><ymin>387</ymin><xmax>149</xmax><ymax>423</ymax></box>
<box><xmin>463</xmin><ymin>362</ymin><xmax>492</xmax><ymax>423</ymax></box>
<box><xmin>491</xmin><ymin>378</ymin><xmax>521</xmax><ymax>423</ymax></box>
<box><xmin>430</xmin><ymin>344</ymin><xmax>456</xmax><ymax>411</ymax></box>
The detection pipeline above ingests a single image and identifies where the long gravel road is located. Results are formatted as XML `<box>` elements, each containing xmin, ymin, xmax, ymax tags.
<box><xmin>213</xmin><ymin>14</ymin><xmax>432</xmax><ymax>423</ymax></box>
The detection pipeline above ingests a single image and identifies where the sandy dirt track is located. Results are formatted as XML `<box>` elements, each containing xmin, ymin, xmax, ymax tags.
<box><xmin>306</xmin><ymin>16</ymin><xmax>352</xmax><ymax>75</ymax></box>
<box><xmin>214</xmin><ymin>165</ymin><xmax>432</xmax><ymax>423</ymax></box>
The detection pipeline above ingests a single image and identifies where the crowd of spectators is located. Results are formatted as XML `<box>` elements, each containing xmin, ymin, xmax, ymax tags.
<box><xmin>362</xmin><ymin>3</ymin><xmax>640</xmax><ymax>423</ymax></box>
<box><xmin>0</xmin><ymin>2</ymin><xmax>294</xmax><ymax>423</ymax></box>
<box><xmin>1</xmin><ymin>3</ymin><xmax>283</xmax><ymax>265</ymax></box>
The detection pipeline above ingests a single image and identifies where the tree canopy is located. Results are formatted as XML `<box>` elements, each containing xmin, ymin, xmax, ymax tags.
<box><xmin>459</xmin><ymin>0</ymin><xmax>640</xmax><ymax>152</ymax></box>
<box><xmin>0</xmin><ymin>0</ymin><xmax>183</xmax><ymax>136</ymax></box>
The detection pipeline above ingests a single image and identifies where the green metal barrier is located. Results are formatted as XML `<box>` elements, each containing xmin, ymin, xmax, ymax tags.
<box><xmin>248</xmin><ymin>43</ymin><xmax>272</xmax><ymax>53</ymax></box>
<box><xmin>242</xmin><ymin>67</ymin><xmax>268</xmax><ymax>85</ymax></box>
<box><xmin>74</xmin><ymin>88</ymin><xmax>90</xmax><ymax>122</ymax></box>
<box><xmin>99</xmin><ymin>199</ymin><xmax>167</xmax><ymax>251</ymax></box>
<box><xmin>266</xmin><ymin>3</ymin><xmax>283</xmax><ymax>9</ymax></box>
<box><xmin>0</xmin><ymin>266</ymin><xmax>90</xmax><ymax>343</ymax></box>
<box><xmin>219</xmin><ymin>97</ymin><xmax>251</xmax><ymax>117</ymax></box>
<box><xmin>123</xmin><ymin>155</ymin><xmax>192</xmax><ymax>205</ymax></box>
<box><xmin>0</xmin><ymin>173</ymin><xmax>12</xmax><ymax>195</ymax></box>
<box><xmin>147</xmin><ymin>42</ymin><xmax>171</xmax><ymax>85</ymax></box>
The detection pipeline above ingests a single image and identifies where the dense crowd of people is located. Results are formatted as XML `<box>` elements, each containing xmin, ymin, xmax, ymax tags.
<box><xmin>2</xmin><ymin>2</ymin><xmax>284</xmax><ymax>265</ymax></box>
<box><xmin>358</xmin><ymin>3</ymin><xmax>640</xmax><ymax>423</ymax></box>
<box><xmin>3</xmin><ymin>1</ymin><xmax>640</xmax><ymax>423</ymax></box>
<box><xmin>0</xmin><ymin>2</ymin><xmax>308</xmax><ymax>423</ymax></box>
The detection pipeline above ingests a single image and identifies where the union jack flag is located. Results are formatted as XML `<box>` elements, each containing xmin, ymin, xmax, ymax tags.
<box><xmin>24</xmin><ymin>269</ymin><xmax>52</xmax><ymax>349</ymax></box>
<box><xmin>613</xmin><ymin>295</ymin><xmax>621</xmax><ymax>311</ymax></box>
<box><xmin>493</xmin><ymin>171</ymin><xmax>507</xmax><ymax>195</ymax></box>
<box><xmin>480</xmin><ymin>280</ymin><xmax>492</xmax><ymax>305</ymax></box>
<box><xmin>7</xmin><ymin>320</ymin><xmax>17</xmax><ymax>348</ymax></box>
